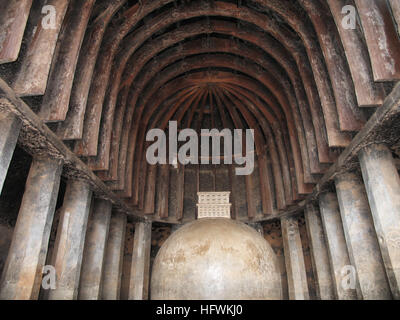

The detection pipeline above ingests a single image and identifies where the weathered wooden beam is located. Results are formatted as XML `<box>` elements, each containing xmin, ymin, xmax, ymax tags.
<box><xmin>13</xmin><ymin>0</ymin><xmax>70</xmax><ymax>96</ymax></box>
<box><xmin>40</xmin><ymin>0</ymin><xmax>96</xmax><ymax>122</ymax></box>
<box><xmin>327</xmin><ymin>0</ymin><xmax>386</xmax><ymax>107</ymax></box>
<box><xmin>0</xmin><ymin>77</ymin><xmax>144</xmax><ymax>220</ymax></box>
<box><xmin>0</xmin><ymin>0</ymin><xmax>32</xmax><ymax>64</ymax></box>
<box><xmin>299</xmin><ymin>0</ymin><xmax>366</xmax><ymax>131</ymax></box>
<box><xmin>355</xmin><ymin>0</ymin><xmax>400</xmax><ymax>81</ymax></box>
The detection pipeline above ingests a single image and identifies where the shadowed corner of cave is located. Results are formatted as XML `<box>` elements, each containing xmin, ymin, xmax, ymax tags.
<box><xmin>0</xmin><ymin>0</ymin><xmax>399</xmax><ymax>301</ymax></box>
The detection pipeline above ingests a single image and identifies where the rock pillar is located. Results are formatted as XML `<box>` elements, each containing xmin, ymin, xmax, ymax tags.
<box><xmin>79</xmin><ymin>199</ymin><xmax>112</xmax><ymax>300</ymax></box>
<box><xmin>48</xmin><ymin>180</ymin><xmax>92</xmax><ymax>300</ymax></box>
<box><xmin>128</xmin><ymin>221</ymin><xmax>152</xmax><ymax>300</ymax></box>
<box><xmin>281</xmin><ymin>216</ymin><xmax>309</xmax><ymax>300</ymax></box>
<box><xmin>0</xmin><ymin>157</ymin><xmax>62</xmax><ymax>299</ymax></box>
<box><xmin>102</xmin><ymin>212</ymin><xmax>127</xmax><ymax>300</ymax></box>
<box><xmin>335</xmin><ymin>172</ymin><xmax>392</xmax><ymax>299</ymax></box>
<box><xmin>319</xmin><ymin>192</ymin><xmax>357</xmax><ymax>300</ymax></box>
<box><xmin>359</xmin><ymin>144</ymin><xmax>400</xmax><ymax>299</ymax></box>
<box><xmin>304</xmin><ymin>203</ymin><xmax>335</xmax><ymax>300</ymax></box>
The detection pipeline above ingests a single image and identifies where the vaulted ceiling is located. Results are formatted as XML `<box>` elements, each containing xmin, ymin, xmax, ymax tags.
<box><xmin>1</xmin><ymin>0</ymin><xmax>399</xmax><ymax>223</ymax></box>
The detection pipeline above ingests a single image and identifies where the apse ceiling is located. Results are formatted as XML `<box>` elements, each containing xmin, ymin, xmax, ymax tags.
<box><xmin>2</xmin><ymin>0</ymin><xmax>400</xmax><ymax>223</ymax></box>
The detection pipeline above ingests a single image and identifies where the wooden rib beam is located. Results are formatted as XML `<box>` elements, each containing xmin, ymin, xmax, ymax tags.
<box><xmin>355</xmin><ymin>0</ymin><xmax>400</xmax><ymax>81</ymax></box>
<box><xmin>39</xmin><ymin>0</ymin><xmax>96</xmax><ymax>122</ymax></box>
<box><xmin>12</xmin><ymin>0</ymin><xmax>70</xmax><ymax>96</ymax></box>
<box><xmin>56</xmin><ymin>0</ymin><xmax>128</xmax><ymax>140</ymax></box>
<box><xmin>0</xmin><ymin>0</ymin><xmax>32</xmax><ymax>64</ymax></box>
<box><xmin>327</xmin><ymin>0</ymin><xmax>386</xmax><ymax>107</ymax></box>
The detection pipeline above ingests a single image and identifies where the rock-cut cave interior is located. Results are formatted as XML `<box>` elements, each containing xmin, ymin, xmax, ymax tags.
<box><xmin>0</xmin><ymin>0</ymin><xmax>400</xmax><ymax>301</ymax></box>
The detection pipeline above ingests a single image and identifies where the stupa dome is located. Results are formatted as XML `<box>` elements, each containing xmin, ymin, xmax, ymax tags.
<box><xmin>151</xmin><ymin>218</ymin><xmax>282</xmax><ymax>300</ymax></box>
